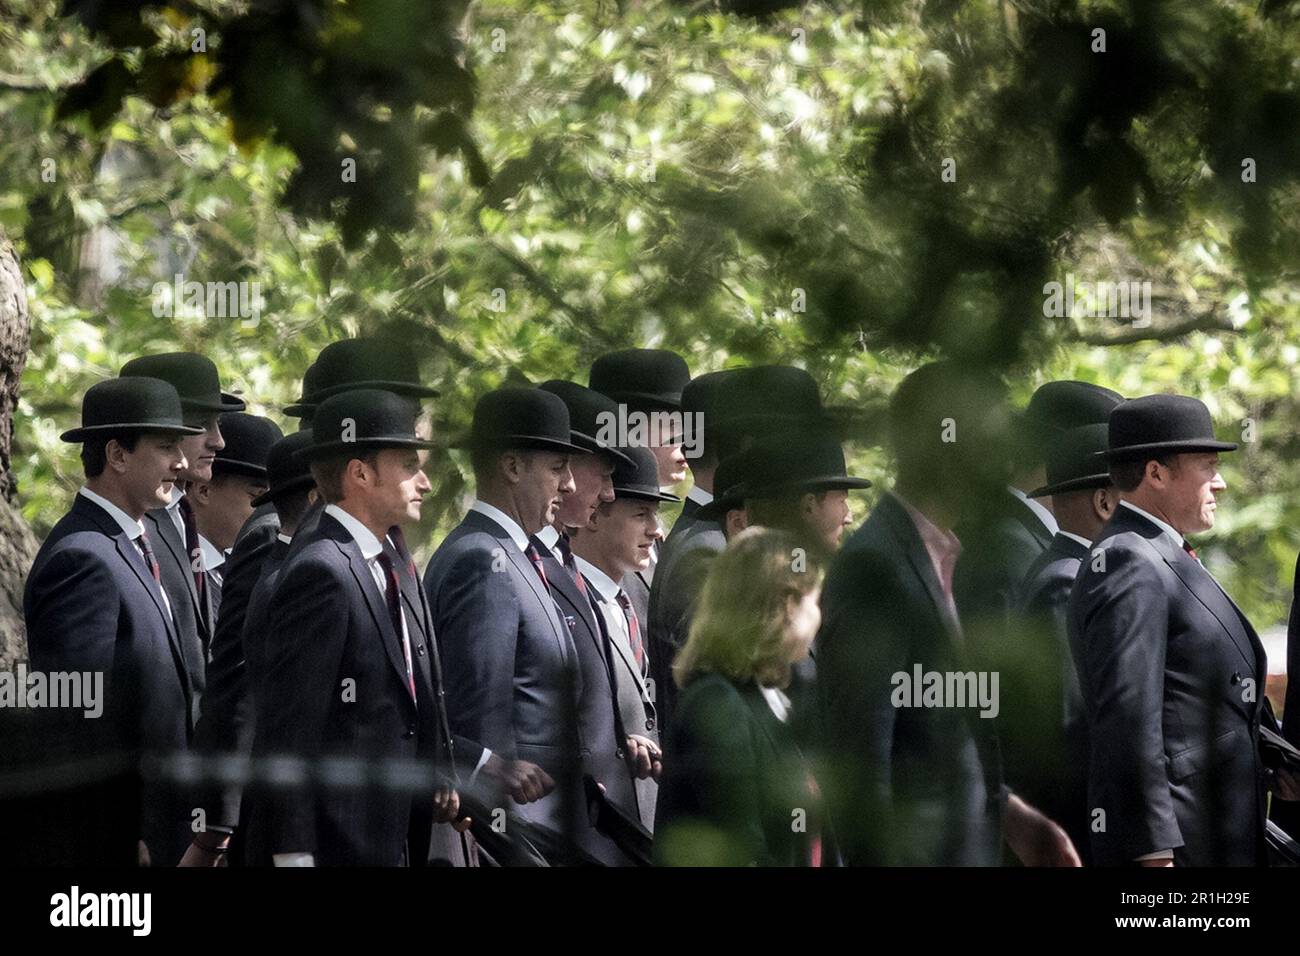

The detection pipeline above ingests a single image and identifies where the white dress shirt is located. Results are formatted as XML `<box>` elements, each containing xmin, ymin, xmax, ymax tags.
<box><xmin>470</xmin><ymin>500</ymin><xmax>530</xmax><ymax>551</ymax></box>
<box><xmin>165</xmin><ymin>484</ymin><xmax>187</xmax><ymax>541</ymax></box>
<box><xmin>760</xmin><ymin>685</ymin><xmax>791</xmax><ymax>724</ymax></box>
<box><xmin>685</xmin><ymin>485</ymin><xmax>714</xmax><ymax>508</ymax></box>
<box><xmin>534</xmin><ymin>524</ymin><xmax>561</xmax><ymax>552</ymax></box>
<box><xmin>1058</xmin><ymin>530</ymin><xmax>1092</xmax><ymax>550</ymax></box>
<box><xmin>79</xmin><ymin>486</ymin><xmax>173</xmax><ymax>622</ymax></box>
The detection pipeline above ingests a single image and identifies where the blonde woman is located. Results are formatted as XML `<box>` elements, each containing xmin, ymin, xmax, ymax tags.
<box><xmin>652</xmin><ymin>527</ymin><xmax>825</xmax><ymax>866</ymax></box>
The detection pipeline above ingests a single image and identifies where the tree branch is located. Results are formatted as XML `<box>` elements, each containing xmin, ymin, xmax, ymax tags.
<box><xmin>1066</xmin><ymin>310</ymin><xmax>1237</xmax><ymax>346</ymax></box>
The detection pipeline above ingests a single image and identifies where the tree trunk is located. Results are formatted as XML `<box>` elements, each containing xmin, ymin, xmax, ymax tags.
<box><xmin>1</xmin><ymin>229</ymin><xmax>37</xmax><ymax>672</ymax></box>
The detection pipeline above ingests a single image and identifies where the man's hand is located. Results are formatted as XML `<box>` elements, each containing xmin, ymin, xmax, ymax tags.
<box><xmin>625</xmin><ymin>735</ymin><xmax>663</xmax><ymax>781</ymax></box>
<box><xmin>1268</xmin><ymin>767</ymin><xmax>1300</xmax><ymax>802</ymax></box>
<box><xmin>481</xmin><ymin>754</ymin><xmax>555</xmax><ymax>804</ymax></box>
<box><xmin>137</xmin><ymin>840</ymin><xmax>151</xmax><ymax>868</ymax></box>
<box><xmin>1003</xmin><ymin>793</ymin><xmax>1082</xmax><ymax>867</ymax></box>
<box><xmin>178</xmin><ymin>833</ymin><xmax>230</xmax><ymax>867</ymax></box>
<box><xmin>432</xmin><ymin>787</ymin><xmax>461</xmax><ymax>824</ymax></box>
<box><xmin>1137</xmin><ymin>857</ymin><xmax>1175</xmax><ymax>867</ymax></box>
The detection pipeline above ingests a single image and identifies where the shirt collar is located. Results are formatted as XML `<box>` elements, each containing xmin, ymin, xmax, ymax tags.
<box><xmin>78</xmin><ymin>486</ymin><xmax>145</xmax><ymax>540</ymax></box>
<box><xmin>470</xmin><ymin>500</ymin><xmax>530</xmax><ymax>551</ymax></box>
<box><xmin>276</xmin><ymin>532</ymin><xmax>293</xmax><ymax>546</ymax></box>
<box><xmin>686</xmin><ymin>485</ymin><xmax>714</xmax><ymax>507</ymax></box>
<box><xmin>1119</xmin><ymin>500</ymin><xmax>1185</xmax><ymax>548</ymax></box>
<box><xmin>759</xmin><ymin>685</ymin><xmax>791</xmax><ymax>723</ymax></box>
<box><xmin>535</xmin><ymin>525</ymin><xmax>561</xmax><ymax>552</ymax></box>
<box><xmin>574</xmin><ymin>555</ymin><xmax>620</xmax><ymax>603</ymax></box>
<box><xmin>324</xmin><ymin>504</ymin><xmax>383</xmax><ymax>560</ymax></box>
<box><xmin>890</xmin><ymin>491</ymin><xmax>962</xmax><ymax>562</ymax></box>
<box><xmin>1008</xmin><ymin>485</ymin><xmax>1059</xmax><ymax>536</ymax></box>
<box><xmin>198</xmin><ymin>535</ymin><xmax>226</xmax><ymax>571</ymax></box>
<box><xmin>1057</xmin><ymin>530</ymin><xmax>1092</xmax><ymax>549</ymax></box>
<box><xmin>166</xmin><ymin>484</ymin><xmax>186</xmax><ymax>512</ymax></box>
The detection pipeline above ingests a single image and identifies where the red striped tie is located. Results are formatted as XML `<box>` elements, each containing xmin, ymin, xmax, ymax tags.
<box><xmin>615</xmin><ymin>590</ymin><xmax>645</xmax><ymax>674</ymax></box>
<box><xmin>377</xmin><ymin>552</ymin><xmax>417</xmax><ymax>700</ymax></box>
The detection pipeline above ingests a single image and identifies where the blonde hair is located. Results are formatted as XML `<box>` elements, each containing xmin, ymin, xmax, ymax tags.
<box><xmin>673</xmin><ymin>526</ymin><xmax>822</xmax><ymax>690</ymax></box>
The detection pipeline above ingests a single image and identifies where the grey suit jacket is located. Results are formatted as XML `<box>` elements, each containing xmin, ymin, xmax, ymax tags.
<box><xmin>590</xmin><ymin>585</ymin><xmax>660</xmax><ymax>831</ymax></box>
<box><xmin>423</xmin><ymin>510</ymin><xmax>585</xmax><ymax>854</ymax></box>
<box><xmin>1067</xmin><ymin>504</ymin><xmax>1267</xmax><ymax>866</ymax></box>
<box><xmin>144</xmin><ymin>506</ymin><xmax>209</xmax><ymax>721</ymax></box>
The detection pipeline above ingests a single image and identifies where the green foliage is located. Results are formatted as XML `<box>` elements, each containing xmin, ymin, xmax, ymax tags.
<box><xmin>2</xmin><ymin>0</ymin><xmax>1299</xmax><ymax>628</ymax></box>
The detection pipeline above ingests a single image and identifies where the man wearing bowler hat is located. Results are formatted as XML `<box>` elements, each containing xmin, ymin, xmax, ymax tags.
<box><xmin>188</xmin><ymin>412</ymin><xmax>282</xmax><ymax>620</ymax></box>
<box><xmin>252</xmin><ymin>390</ymin><xmax>461</xmax><ymax>866</ymax></box>
<box><xmin>187</xmin><ymin>429</ymin><xmax>319</xmax><ymax>866</ymax></box>
<box><xmin>24</xmin><ymin>377</ymin><xmax>203</xmax><ymax>865</ymax></box>
<box><xmin>571</xmin><ymin>444</ymin><xmax>680</xmax><ymax>834</ymax></box>
<box><xmin>590</xmin><ymin>349</ymin><xmax>691</xmax><ymax>629</ymax></box>
<box><xmin>1068</xmin><ymin>394</ymin><xmax>1300</xmax><ymax>865</ymax></box>
<box><xmin>120</xmin><ymin>353</ymin><xmax>245</xmax><ymax>711</ymax></box>
<box><xmin>423</xmin><ymin>387</ymin><xmax>593</xmax><ymax>863</ymax></box>
<box><xmin>1012</xmin><ymin>423</ymin><xmax>1120</xmax><ymax>861</ymax></box>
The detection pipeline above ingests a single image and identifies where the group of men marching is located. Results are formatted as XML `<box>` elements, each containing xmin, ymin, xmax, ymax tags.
<box><xmin>17</xmin><ymin>341</ymin><xmax>1300</xmax><ymax>866</ymax></box>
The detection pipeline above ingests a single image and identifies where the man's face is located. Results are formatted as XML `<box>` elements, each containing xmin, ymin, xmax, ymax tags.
<box><xmin>366</xmin><ymin>448</ymin><xmax>432</xmax><ymax>528</ymax></box>
<box><xmin>516</xmin><ymin>451</ymin><xmax>575</xmax><ymax>534</ymax></box>
<box><xmin>556</xmin><ymin>453</ymin><xmax>614</xmax><ymax>529</ymax></box>
<box><xmin>1157</xmin><ymin>453</ymin><xmax>1225</xmax><ymax>536</ymax></box>
<box><xmin>647</xmin><ymin>414</ymin><xmax>687</xmax><ymax>486</ymax></box>
<box><xmin>596</xmin><ymin>498</ymin><xmax>663</xmax><ymax>575</ymax></box>
<box><xmin>179</xmin><ymin>413</ymin><xmax>224</xmax><ymax>483</ymax></box>
<box><xmin>121</xmin><ymin>433</ymin><xmax>188</xmax><ymax>513</ymax></box>
<box><xmin>195</xmin><ymin>473</ymin><xmax>268</xmax><ymax>551</ymax></box>
<box><xmin>804</xmin><ymin>489</ymin><xmax>853</xmax><ymax>551</ymax></box>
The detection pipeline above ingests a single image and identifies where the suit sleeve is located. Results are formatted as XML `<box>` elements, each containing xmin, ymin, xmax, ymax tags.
<box><xmin>257</xmin><ymin>553</ymin><xmax>351</xmax><ymax>857</ymax></box>
<box><xmin>425</xmin><ymin>546</ymin><xmax>520</xmax><ymax>759</ymax></box>
<box><xmin>1073</xmin><ymin>541</ymin><xmax>1181</xmax><ymax>859</ymax></box>
<box><xmin>26</xmin><ymin>546</ymin><xmax>122</xmax><ymax>678</ymax></box>
<box><xmin>815</xmin><ymin>553</ymin><xmax>911</xmax><ymax>865</ymax></box>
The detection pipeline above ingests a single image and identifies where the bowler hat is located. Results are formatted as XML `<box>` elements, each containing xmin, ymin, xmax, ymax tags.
<box><xmin>212</xmin><ymin>413</ymin><xmax>284</xmax><ymax>480</ymax></box>
<box><xmin>461</xmin><ymin>387</ymin><xmax>587</xmax><ymax>455</ymax></box>
<box><xmin>61</xmin><ymin>377</ymin><xmax>205</xmax><ymax>443</ymax></box>
<box><xmin>298</xmin><ymin>389</ymin><xmax>438</xmax><ymax>460</ymax></box>
<box><xmin>1104</xmin><ymin>395</ymin><xmax>1238</xmax><ymax>460</ymax></box>
<box><xmin>612</xmin><ymin>445</ymin><xmax>680</xmax><ymax>503</ymax></box>
<box><xmin>283</xmin><ymin>362</ymin><xmax>322</xmax><ymax>419</ymax></box>
<box><xmin>1029</xmin><ymin>423</ymin><xmax>1113</xmax><ymax>498</ymax></box>
<box><xmin>286</xmin><ymin>338</ymin><xmax>440</xmax><ymax>416</ymax></box>
<box><xmin>120</xmin><ymin>352</ymin><xmax>246</xmax><ymax>414</ymax></box>
<box><xmin>589</xmin><ymin>349</ymin><xmax>690</xmax><ymax>412</ymax></box>
<box><xmin>537</xmin><ymin>380</ymin><xmax>635</xmax><ymax>468</ymax></box>
<box><xmin>1017</xmin><ymin>381</ymin><xmax>1124</xmax><ymax>464</ymax></box>
<box><xmin>743</xmin><ymin>430</ymin><xmax>872</xmax><ymax>500</ymax></box>
<box><xmin>251</xmin><ymin>431</ymin><xmax>317</xmax><ymax>507</ymax></box>
<box><xmin>693</xmin><ymin>448</ymin><xmax>757</xmax><ymax>522</ymax></box>
<box><xmin>712</xmin><ymin>366</ymin><xmax>837</xmax><ymax>458</ymax></box>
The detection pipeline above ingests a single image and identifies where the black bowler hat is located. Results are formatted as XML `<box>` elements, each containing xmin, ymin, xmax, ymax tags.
<box><xmin>61</xmin><ymin>377</ymin><xmax>205</xmax><ymax>443</ymax></box>
<box><xmin>1029</xmin><ymin>424</ymin><xmax>1113</xmax><ymax>498</ymax></box>
<box><xmin>298</xmin><ymin>389</ymin><xmax>438</xmax><ymax>460</ymax></box>
<box><xmin>1104</xmin><ymin>394</ymin><xmax>1238</xmax><ymax>460</ymax></box>
<box><xmin>712</xmin><ymin>366</ymin><xmax>837</xmax><ymax>456</ymax></box>
<box><xmin>589</xmin><ymin>349</ymin><xmax>690</xmax><ymax>412</ymax></box>
<box><xmin>283</xmin><ymin>362</ymin><xmax>322</xmax><ymax>419</ymax></box>
<box><xmin>693</xmin><ymin>448</ymin><xmax>757</xmax><ymax>522</ymax></box>
<box><xmin>743</xmin><ymin>429</ymin><xmax>872</xmax><ymax>499</ymax></box>
<box><xmin>612</xmin><ymin>445</ymin><xmax>680</xmax><ymax>503</ymax></box>
<box><xmin>1018</xmin><ymin>381</ymin><xmax>1124</xmax><ymax>458</ymax></box>
<box><xmin>286</xmin><ymin>338</ymin><xmax>440</xmax><ymax>415</ymax></box>
<box><xmin>120</xmin><ymin>352</ymin><xmax>246</xmax><ymax>415</ymax></box>
<box><xmin>212</xmin><ymin>413</ymin><xmax>284</xmax><ymax>480</ymax></box>
<box><xmin>461</xmin><ymin>387</ymin><xmax>588</xmax><ymax>455</ymax></box>
<box><xmin>538</xmin><ymin>380</ymin><xmax>635</xmax><ymax>468</ymax></box>
<box><xmin>252</xmin><ymin>431</ymin><xmax>317</xmax><ymax>507</ymax></box>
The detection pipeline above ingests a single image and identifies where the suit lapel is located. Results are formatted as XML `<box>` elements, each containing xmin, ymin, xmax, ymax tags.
<box><xmin>882</xmin><ymin>496</ymin><xmax>962</xmax><ymax>644</ymax></box>
<box><xmin>329</xmin><ymin>522</ymin><xmax>416</xmax><ymax>704</ymax></box>
<box><xmin>1007</xmin><ymin>491</ymin><xmax>1055</xmax><ymax>548</ymax></box>
<box><xmin>599</xmin><ymin>595</ymin><xmax>650</xmax><ymax>697</ymax></box>
<box><xmin>1164</xmin><ymin>550</ymin><xmax>1262</xmax><ymax>678</ymax></box>
<box><xmin>149</xmin><ymin>508</ymin><xmax>202</xmax><ymax>609</ymax></box>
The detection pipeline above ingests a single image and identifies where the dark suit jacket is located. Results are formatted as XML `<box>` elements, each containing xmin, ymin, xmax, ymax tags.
<box><xmin>23</xmin><ymin>494</ymin><xmax>194</xmax><ymax>865</ymax></box>
<box><xmin>192</xmin><ymin>507</ymin><xmax>280</xmax><ymax>830</ymax></box>
<box><xmin>816</xmin><ymin>492</ymin><xmax>1003</xmax><ymax>866</ymax></box>
<box><xmin>1014</xmin><ymin>531</ymin><xmax>1092</xmax><ymax>860</ymax></box>
<box><xmin>953</xmin><ymin>488</ymin><xmax>1054</xmax><ymax>632</ymax></box>
<box><xmin>647</xmin><ymin>515</ymin><xmax>725</xmax><ymax>740</ymax></box>
<box><xmin>1067</xmin><ymin>504</ymin><xmax>1268</xmax><ymax>866</ymax></box>
<box><xmin>534</xmin><ymin>541</ymin><xmax>638</xmax><ymax>864</ymax></box>
<box><xmin>423</xmin><ymin>509</ymin><xmax>585</xmax><ymax>857</ymax></box>
<box><xmin>144</xmin><ymin>503</ymin><xmax>209</xmax><ymax>720</ymax></box>
<box><xmin>1275</xmin><ymin>553</ymin><xmax>1300</xmax><ymax>837</ymax></box>
<box><xmin>250</xmin><ymin>512</ymin><xmax>446</xmax><ymax>866</ymax></box>
<box><xmin>654</xmin><ymin>673</ymin><xmax>817</xmax><ymax>866</ymax></box>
